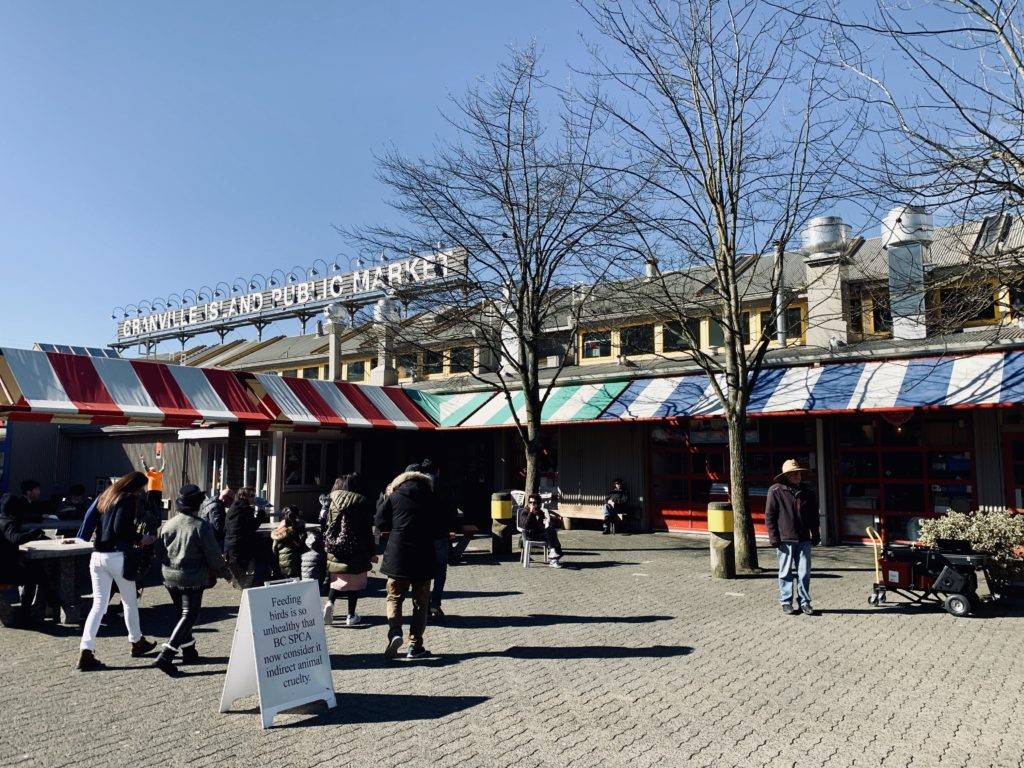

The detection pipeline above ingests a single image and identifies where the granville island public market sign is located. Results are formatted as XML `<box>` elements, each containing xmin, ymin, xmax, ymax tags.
<box><xmin>115</xmin><ymin>251</ymin><xmax>462</xmax><ymax>345</ymax></box>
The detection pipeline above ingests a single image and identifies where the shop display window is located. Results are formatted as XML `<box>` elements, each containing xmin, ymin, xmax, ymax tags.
<box><xmin>836</xmin><ymin>414</ymin><xmax>975</xmax><ymax>542</ymax></box>
<box><xmin>648</xmin><ymin>415</ymin><xmax>814</xmax><ymax>532</ymax></box>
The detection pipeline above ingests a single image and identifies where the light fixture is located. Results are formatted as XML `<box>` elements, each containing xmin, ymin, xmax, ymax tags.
<box><xmin>331</xmin><ymin>262</ymin><xmax>341</xmax><ymax>271</ymax></box>
<box><xmin>269</xmin><ymin>278</ymin><xmax>277</xmax><ymax>286</ymax></box>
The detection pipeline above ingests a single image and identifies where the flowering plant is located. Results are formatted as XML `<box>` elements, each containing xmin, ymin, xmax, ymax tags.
<box><xmin>918</xmin><ymin>510</ymin><xmax>1024</xmax><ymax>576</ymax></box>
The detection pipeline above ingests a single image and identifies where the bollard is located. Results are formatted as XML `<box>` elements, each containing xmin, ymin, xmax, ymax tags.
<box><xmin>707</xmin><ymin>501</ymin><xmax>736</xmax><ymax>579</ymax></box>
<box><xmin>490</xmin><ymin>491</ymin><xmax>514</xmax><ymax>556</ymax></box>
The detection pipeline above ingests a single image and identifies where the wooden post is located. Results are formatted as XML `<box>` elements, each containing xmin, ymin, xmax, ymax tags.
<box><xmin>708</xmin><ymin>501</ymin><xmax>736</xmax><ymax>579</ymax></box>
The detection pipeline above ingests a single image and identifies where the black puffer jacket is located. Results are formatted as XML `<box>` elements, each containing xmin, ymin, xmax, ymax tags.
<box><xmin>224</xmin><ymin>499</ymin><xmax>260</xmax><ymax>561</ymax></box>
<box><xmin>325</xmin><ymin>490</ymin><xmax>375</xmax><ymax>575</ymax></box>
<box><xmin>375</xmin><ymin>471</ymin><xmax>436</xmax><ymax>581</ymax></box>
<box><xmin>765</xmin><ymin>481</ymin><xmax>820</xmax><ymax>546</ymax></box>
<box><xmin>0</xmin><ymin>494</ymin><xmax>44</xmax><ymax>583</ymax></box>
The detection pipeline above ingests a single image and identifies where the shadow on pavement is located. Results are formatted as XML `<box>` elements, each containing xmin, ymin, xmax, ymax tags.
<box><xmin>330</xmin><ymin>644</ymin><xmax>693</xmax><ymax>671</ymax></box>
<box><xmin>436</xmin><ymin>590</ymin><xmax>523</xmax><ymax>600</ymax></box>
<box><xmin>272</xmin><ymin>692</ymin><xmax>490</xmax><ymax>727</ymax></box>
<box><xmin>567</xmin><ymin>560</ymin><xmax>640</xmax><ymax>569</ymax></box>
<box><xmin>438</xmin><ymin>613</ymin><xmax>673</xmax><ymax>630</ymax></box>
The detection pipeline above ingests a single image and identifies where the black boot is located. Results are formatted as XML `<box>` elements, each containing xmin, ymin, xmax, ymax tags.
<box><xmin>153</xmin><ymin>646</ymin><xmax>181</xmax><ymax>677</ymax></box>
<box><xmin>130</xmin><ymin>637</ymin><xmax>157</xmax><ymax>657</ymax></box>
<box><xmin>180</xmin><ymin>641</ymin><xmax>199</xmax><ymax>665</ymax></box>
<box><xmin>76</xmin><ymin>649</ymin><xmax>106</xmax><ymax>672</ymax></box>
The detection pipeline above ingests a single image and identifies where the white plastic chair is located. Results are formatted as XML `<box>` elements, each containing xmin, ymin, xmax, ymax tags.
<box><xmin>513</xmin><ymin>492</ymin><xmax>551</xmax><ymax>567</ymax></box>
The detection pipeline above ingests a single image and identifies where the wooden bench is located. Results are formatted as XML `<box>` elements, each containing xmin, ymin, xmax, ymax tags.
<box><xmin>560</xmin><ymin>503</ymin><xmax>638</xmax><ymax>532</ymax></box>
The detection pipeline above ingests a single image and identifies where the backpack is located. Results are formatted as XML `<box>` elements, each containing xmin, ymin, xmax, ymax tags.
<box><xmin>324</xmin><ymin>506</ymin><xmax>360</xmax><ymax>562</ymax></box>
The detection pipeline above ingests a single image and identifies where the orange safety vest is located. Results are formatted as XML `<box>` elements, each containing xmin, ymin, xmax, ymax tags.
<box><xmin>145</xmin><ymin>469</ymin><xmax>164</xmax><ymax>492</ymax></box>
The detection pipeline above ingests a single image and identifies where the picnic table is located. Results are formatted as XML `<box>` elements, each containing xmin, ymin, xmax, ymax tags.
<box><xmin>19</xmin><ymin>538</ymin><xmax>93</xmax><ymax>624</ymax></box>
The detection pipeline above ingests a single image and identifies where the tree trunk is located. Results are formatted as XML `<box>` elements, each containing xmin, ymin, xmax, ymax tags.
<box><xmin>726</xmin><ymin>410</ymin><xmax>760</xmax><ymax>572</ymax></box>
<box><xmin>522</xmin><ymin>405</ymin><xmax>541</xmax><ymax>497</ymax></box>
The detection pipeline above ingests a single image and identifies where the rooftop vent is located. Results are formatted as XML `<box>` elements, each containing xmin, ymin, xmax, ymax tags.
<box><xmin>801</xmin><ymin>215</ymin><xmax>851</xmax><ymax>258</ymax></box>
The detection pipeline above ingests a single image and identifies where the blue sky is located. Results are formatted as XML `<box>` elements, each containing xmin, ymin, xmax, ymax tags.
<box><xmin>0</xmin><ymin>2</ymin><xmax>590</xmax><ymax>350</ymax></box>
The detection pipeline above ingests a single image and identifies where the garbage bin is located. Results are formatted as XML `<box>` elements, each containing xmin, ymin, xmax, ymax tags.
<box><xmin>490</xmin><ymin>492</ymin><xmax>514</xmax><ymax>556</ymax></box>
<box><xmin>708</xmin><ymin>501</ymin><xmax>735</xmax><ymax>579</ymax></box>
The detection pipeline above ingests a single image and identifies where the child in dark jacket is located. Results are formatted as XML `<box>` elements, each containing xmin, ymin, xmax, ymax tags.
<box><xmin>271</xmin><ymin>507</ymin><xmax>307</xmax><ymax>579</ymax></box>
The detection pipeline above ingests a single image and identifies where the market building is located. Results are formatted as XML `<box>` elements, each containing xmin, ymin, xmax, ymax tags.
<box><xmin>3</xmin><ymin>207</ymin><xmax>1024</xmax><ymax>544</ymax></box>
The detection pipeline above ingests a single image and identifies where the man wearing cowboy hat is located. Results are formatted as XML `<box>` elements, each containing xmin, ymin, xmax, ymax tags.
<box><xmin>765</xmin><ymin>459</ymin><xmax>820</xmax><ymax>615</ymax></box>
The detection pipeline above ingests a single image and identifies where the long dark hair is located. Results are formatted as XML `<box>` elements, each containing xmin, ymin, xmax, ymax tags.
<box><xmin>97</xmin><ymin>472</ymin><xmax>148</xmax><ymax>514</ymax></box>
<box><xmin>336</xmin><ymin>473</ymin><xmax>362</xmax><ymax>494</ymax></box>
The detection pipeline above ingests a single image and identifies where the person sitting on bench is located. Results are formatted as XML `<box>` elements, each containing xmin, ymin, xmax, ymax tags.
<box><xmin>603</xmin><ymin>479</ymin><xmax>629</xmax><ymax>534</ymax></box>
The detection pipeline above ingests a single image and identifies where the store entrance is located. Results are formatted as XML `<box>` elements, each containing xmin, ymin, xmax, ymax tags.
<box><xmin>648</xmin><ymin>417</ymin><xmax>817</xmax><ymax>534</ymax></box>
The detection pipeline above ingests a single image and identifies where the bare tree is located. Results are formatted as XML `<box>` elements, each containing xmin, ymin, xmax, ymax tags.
<box><xmin>583</xmin><ymin>0</ymin><xmax>860</xmax><ymax>571</ymax></box>
<box><xmin>813</xmin><ymin>1</ymin><xmax>1024</xmax><ymax>331</ymax></box>
<box><xmin>349</xmin><ymin>46</ymin><xmax>641</xmax><ymax>496</ymax></box>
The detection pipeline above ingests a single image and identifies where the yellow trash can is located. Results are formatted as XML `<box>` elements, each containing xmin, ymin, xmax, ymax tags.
<box><xmin>707</xmin><ymin>501</ymin><xmax>735</xmax><ymax>579</ymax></box>
<box><xmin>491</xmin><ymin>491</ymin><xmax>513</xmax><ymax>521</ymax></box>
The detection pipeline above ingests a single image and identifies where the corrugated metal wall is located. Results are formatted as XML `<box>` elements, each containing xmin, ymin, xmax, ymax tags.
<box><xmin>557</xmin><ymin>422</ymin><xmax>647</xmax><ymax>527</ymax></box>
<box><xmin>65</xmin><ymin>432</ymin><xmax>186</xmax><ymax>501</ymax></box>
<box><xmin>7</xmin><ymin>422</ymin><xmax>61</xmax><ymax>498</ymax></box>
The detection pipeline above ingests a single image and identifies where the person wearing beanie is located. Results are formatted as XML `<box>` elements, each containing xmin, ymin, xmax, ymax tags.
<box><xmin>151</xmin><ymin>484</ymin><xmax>231</xmax><ymax>676</ymax></box>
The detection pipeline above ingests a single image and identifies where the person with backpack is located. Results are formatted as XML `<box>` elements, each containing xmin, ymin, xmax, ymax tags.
<box><xmin>76</xmin><ymin>472</ymin><xmax>158</xmax><ymax>671</ymax></box>
<box><xmin>198</xmin><ymin>487</ymin><xmax>234</xmax><ymax>549</ymax></box>
<box><xmin>322</xmin><ymin>474</ymin><xmax>376</xmax><ymax>627</ymax></box>
<box><xmin>270</xmin><ymin>507</ymin><xmax>307</xmax><ymax>579</ymax></box>
<box><xmin>375</xmin><ymin>464</ymin><xmax>437</xmax><ymax>659</ymax></box>
<box><xmin>151</xmin><ymin>484</ymin><xmax>231</xmax><ymax>675</ymax></box>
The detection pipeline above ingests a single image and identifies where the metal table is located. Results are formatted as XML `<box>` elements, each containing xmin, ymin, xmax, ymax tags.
<box><xmin>20</xmin><ymin>538</ymin><xmax>93</xmax><ymax>624</ymax></box>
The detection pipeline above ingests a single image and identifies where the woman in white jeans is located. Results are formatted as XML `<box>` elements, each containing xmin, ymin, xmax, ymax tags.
<box><xmin>77</xmin><ymin>472</ymin><xmax>157</xmax><ymax>671</ymax></box>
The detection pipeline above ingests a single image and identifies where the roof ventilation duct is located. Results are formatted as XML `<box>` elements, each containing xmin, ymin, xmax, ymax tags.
<box><xmin>882</xmin><ymin>205</ymin><xmax>932</xmax><ymax>341</ymax></box>
<box><xmin>800</xmin><ymin>216</ymin><xmax>852</xmax><ymax>348</ymax></box>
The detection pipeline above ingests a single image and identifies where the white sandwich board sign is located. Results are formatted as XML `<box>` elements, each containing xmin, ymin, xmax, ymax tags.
<box><xmin>219</xmin><ymin>578</ymin><xmax>336</xmax><ymax>728</ymax></box>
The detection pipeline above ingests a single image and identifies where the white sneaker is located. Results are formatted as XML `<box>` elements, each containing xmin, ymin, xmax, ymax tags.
<box><xmin>322</xmin><ymin>602</ymin><xmax>334</xmax><ymax>625</ymax></box>
<box><xmin>345</xmin><ymin>614</ymin><xmax>361</xmax><ymax>626</ymax></box>
<box><xmin>549</xmin><ymin>559</ymin><xmax>564</xmax><ymax>569</ymax></box>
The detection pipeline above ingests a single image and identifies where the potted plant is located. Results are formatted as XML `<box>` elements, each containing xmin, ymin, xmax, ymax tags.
<box><xmin>918</xmin><ymin>510</ymin><xmax>1024</xmax><ymax>592</ymax></box>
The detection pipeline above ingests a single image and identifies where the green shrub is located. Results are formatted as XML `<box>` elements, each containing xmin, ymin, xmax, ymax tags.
<box><xmin>918</xmin><ymin>510</ymin><xmax>1024</xmax><ymax>567</ymax></box>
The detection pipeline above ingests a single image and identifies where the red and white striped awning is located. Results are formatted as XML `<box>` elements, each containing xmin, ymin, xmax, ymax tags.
<box><xmin>0</xmin><ymin>347</ymin><xmax>271</xmax><ymax>427</ymax></box>
<box><xmin>251</xmin><ymin>373</ymin><xmax>434</xmax><ymax>430</ymax></box>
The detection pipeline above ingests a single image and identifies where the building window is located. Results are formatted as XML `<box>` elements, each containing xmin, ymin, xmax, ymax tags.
<box><xmin>582</xmin><ymin>330</ymin><xmax>612</xmax><ymax>359</ymax></box>
<box><xmin>937</xmin><ymin>286</ymin><xmax>997</xmax><ymax>324</ymax></box>
<box><xmin>301</xmin><ymin>367</ymin><xmax>319</xmax><ymax>379</ymax></box>
<box><xmin>397</xmin><ymin>354</ymin><xmax>417</xmax><ymax>379</ymax></box>
<box><xmin>284</xmin><ymin>440</ymin><xmax>327</xmax><ymax>488</ymax></box>
<box><xmin>281</xmin><ymin>369</ymin><xmax>297</xmax><ymax>378</ymax></box>
<box><xmin>708</xmin><ymin>319</ymin><xmax>725</xmax><ymax>347</ymax></box>
<box><xmin>620</xmin><ymin>324</ymin><xmax>655</xmax><ymax>356</ymax></box>
<box><xmin>759</xmin><ymin>307</ymin><xmax>803</xmax><ymax>341</ymax></box>
<box><xmin>663</xmin><ymin>318</ymin><xmax>701</xmax><ymax>352</ymax></box>
<box><xmin>849</xmin><ymin>295</ymin><xmax>864</xmax><ymax>334</ymax></box>
<box><xmin>707</xmin><ymin>315</ymin><xmax>751</xmax><ymax>347</ymax></box>
<box><xmin>424</xmin><ymin>350</ymin><xmax>444</xmax><ymax>375</ymax></box>
<box><xmin>450</xmin><ymin>347</ymin><xmax>474</xmax><ymax>373</ymax></box>
<box><xmin>346</xmin><ymin>360</ymin><xmax>366</xmax><ymax>382</ymax></box>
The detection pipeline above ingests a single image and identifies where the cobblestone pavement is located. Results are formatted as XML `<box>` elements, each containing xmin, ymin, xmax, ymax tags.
<box><xmin>2</xmin><ymin>532</ymin><xmax>1023</xmax><ymax>768</ymax></box>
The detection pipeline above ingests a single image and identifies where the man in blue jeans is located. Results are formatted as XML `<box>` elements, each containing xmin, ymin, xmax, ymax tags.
<box><xmin>765</xmin><ymin>459</ymin><xmax>820</xmax><ymax>616</ymax></box>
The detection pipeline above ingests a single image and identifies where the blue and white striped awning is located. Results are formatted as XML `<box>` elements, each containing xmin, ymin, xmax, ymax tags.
<box><xmin>602</xmin><ymin>351</ymin><xmax>1024</xmax><ymax>421</ymax></box>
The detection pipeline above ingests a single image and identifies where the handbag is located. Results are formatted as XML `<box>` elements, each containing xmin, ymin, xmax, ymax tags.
<box><xmin>122</xmin><ymin>547</ymin><xmax>143</xmax><ymax>581</ymax></box>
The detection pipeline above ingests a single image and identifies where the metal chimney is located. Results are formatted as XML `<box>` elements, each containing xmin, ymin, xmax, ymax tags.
<box><xmin>799</xmin><ymin>216</ymin><xmax>852</xmax><ymax>348</ymax></box>
<box><xmin>881</xmin><ymin>205</ymin><xmax>933</xmax><ymax>340</ymax></box>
